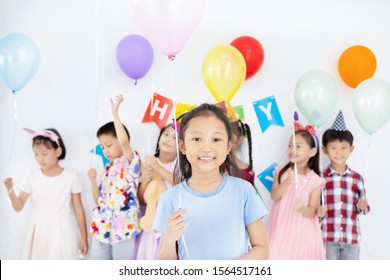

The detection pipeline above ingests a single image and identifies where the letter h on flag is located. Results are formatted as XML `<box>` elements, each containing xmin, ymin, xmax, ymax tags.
<box><xmin>142</xmin><ymin>92</ymin><xmax>173</xmax><ymax>129</ymax></box>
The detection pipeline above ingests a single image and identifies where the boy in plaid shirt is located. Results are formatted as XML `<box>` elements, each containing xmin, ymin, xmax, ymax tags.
<box><xmin>318</xmin><ymin>111</ymin><xmax>370</xmax><ymax>260</ymax></box>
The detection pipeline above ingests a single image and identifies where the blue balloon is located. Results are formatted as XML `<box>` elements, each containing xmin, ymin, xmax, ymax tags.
<box><xmin>0</xmin><ymin>33</ymin><xmax>40</xmax><ymax>94</ymax></box>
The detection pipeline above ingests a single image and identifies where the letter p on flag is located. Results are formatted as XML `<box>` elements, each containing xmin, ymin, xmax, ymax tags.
<box><xmin>142</xmin><ymin>92</ymin><xmax>173</xmax><ymax>129</ymax></box>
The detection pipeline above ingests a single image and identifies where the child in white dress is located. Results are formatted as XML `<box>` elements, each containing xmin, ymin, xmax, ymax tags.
<box><xmin>3</xmin><ymin>128</ymin><xmax>88</xmax><ymax>259</ymax></box>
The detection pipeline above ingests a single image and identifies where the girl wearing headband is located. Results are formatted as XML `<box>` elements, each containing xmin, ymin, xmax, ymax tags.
<box><xmin>3</xmin><ymin>128</ymin><xmax>88</xmax><ymax>259</ymax></box>
<box><xmin>266</xmin><ymin>113</ymin><xmax>325</xmax><ymax>259</ymax></box>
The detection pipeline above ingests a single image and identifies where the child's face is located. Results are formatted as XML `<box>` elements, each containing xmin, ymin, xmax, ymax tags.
<box><xmin>158</xmin><ymin>126</ymin><xmax>177</xmax><ymax>155</ymax></box>
<box><xmin>323</xmin><ymin>140</ymin><xmax>354</xmax><ymax>166</ymax></box>
<box><xmin>287</xmin><ymin>134</ymin><xmax>316</xmax><ymax>165</ymax></box>
<box><xmin>98</xmin><ymin>133</ymin><xmax>123</xmax><ymax>161</ymax></box>
<box><xmin>179</xmin><ymin>115</ymin><xmax>232</xmax><ymax>176</ymax></box>
<box><xmin>33</xmin><ymin>144</ymin><xmax>61</xmax><ymax>171</ymax></box>
<box><xmin>231</xmin><ymin>132</ymin><xmax>245</xmax><ymax>152</ymax></box>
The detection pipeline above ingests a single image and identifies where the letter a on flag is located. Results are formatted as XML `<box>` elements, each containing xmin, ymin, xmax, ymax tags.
<box><xmin>142</xmin><ymin>93</ymin><xmax>173</xmax><ymax>129</ymax></box>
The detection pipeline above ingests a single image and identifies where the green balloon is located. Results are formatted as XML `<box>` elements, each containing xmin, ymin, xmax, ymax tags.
<box><xmin>294</xmin><ymin>70</ymin><xmax>338</xmax><ymax>127</ymax></box>
<box><xmin>353</xmin><ymin>78</ymin><xmax>390</xmax><ymax>134</ymax></box>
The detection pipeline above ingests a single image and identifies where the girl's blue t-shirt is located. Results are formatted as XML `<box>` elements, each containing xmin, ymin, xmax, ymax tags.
<box><xmin>153</xmin><ymin>175</ymin><xmax>269</xmax><ymax>260</ymax></box>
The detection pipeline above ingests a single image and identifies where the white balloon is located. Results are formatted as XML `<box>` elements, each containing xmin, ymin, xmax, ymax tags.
<box><xmin>294</xmin><ymin>69</ymin><xmax>338</xmax><ymax>127</ymax></box>
<box><xmin>353</xmin><ymin>78</ymin><xmax>390</xmax><ymax>134</ymax></box>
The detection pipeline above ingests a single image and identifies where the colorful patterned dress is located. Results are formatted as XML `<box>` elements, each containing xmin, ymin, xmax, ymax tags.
<box><xmin>90</xmin><ymin>152</ymin><xmax>141</xmax><ymax>244</ymax></box>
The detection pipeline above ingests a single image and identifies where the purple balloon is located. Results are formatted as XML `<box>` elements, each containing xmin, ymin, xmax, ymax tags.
<box><xmin>116</xmin><ymin>34</ymin><xmax>154</xmax><ymax>83</ymax></box>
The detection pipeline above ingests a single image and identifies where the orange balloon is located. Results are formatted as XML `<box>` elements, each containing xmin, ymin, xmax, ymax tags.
<box><xmin>338</xmin><ymin>45</ymin><xmax>376</xmax><ymax>88</ymax></box>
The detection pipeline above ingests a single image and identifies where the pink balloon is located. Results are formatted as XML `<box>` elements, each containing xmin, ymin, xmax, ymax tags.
<box><xmin>130</xmin><ymin>0</ymin><xmax>206</xmax><ymax>59</ymax></box>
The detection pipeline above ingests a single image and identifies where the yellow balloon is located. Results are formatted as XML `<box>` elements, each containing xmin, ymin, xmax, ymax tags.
<box><xmin>202</xmin><ymin>45</ymin><xmax>246</xmax><ymax>103</ymax></box>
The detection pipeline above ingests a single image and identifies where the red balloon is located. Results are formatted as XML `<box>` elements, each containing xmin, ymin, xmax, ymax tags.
<box><xmin>231</xmin><ymin>36</ymin><xmax>264</xmax><ymax>80</ymax></box>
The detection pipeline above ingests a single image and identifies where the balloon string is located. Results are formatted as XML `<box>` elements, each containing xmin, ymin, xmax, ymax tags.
<box><xmin>6</xmin><ymin>96</ymin><xmax>19</xmax><ymax>177</ymax></box>
<box><xmin>279</xmin><ymin>0</ymin><xmax>298</xmax><ymax>195</ymax></box>
<box><xmin>5</xmin><ymin>95</ymin><xmax>19</xmax><ymax>259</ymax></box>
<box><xmin>317</xmin><ymin>127</ymin><xmax>325</xmax><ymax>204</ymax></box>
<box><xmin>363</xmin><ymin>135</ymin><xmax>371</xmax><ymax>178</ymax></box>
<box><xmin>361</xmin><ymin>135</ymin><xmax>371</xmax><ymax>259</ymax></box>
<box><xmin>91</xmin><ymin>0</ymin><xmax>100</xmax><ymax>168</ymax></box>
<box><xmin>292</xmin><ymin>117</ymin><xmax>298</xmax><ymax>194</ymax></box>
<box><xmin>169</xmin><ymin>59</ymin><xmax>190</xmax><ymax>260</ymax></box>
<box><xmin>169</xmin><ymin>62</ymin><xmax>181</xmax><ymax>181</ymax></box>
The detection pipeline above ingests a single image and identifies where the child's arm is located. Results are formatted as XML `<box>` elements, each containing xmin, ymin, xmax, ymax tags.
<box><xmin>317</xmin><ymin>205</ymin><xmax>327</xmax><ymax>218</ymax></box>
<box><xmin>3</xmin><ymin>178</ymin><xmax>29</xmax><ymax>212</ymax></box>
<box><xmin>138</xmin><ymin>162</ymin><xmax>153</xmax><ymax>204</ymax></box>
<box><xmin>145</xmin><ymin>155</ymin><xmax>174</xmax><ymax>185</ymax></box>
<box><xmin>238</xmin><ymin>219</ymin><xmax>269</xmax><ymax>260</ymax></box>
<box><xmin>157</xmin><ymin>209</ymin><xmax>187</xmax><ymax>260</ymax></box>
<box><xmin>357</xmin><ymin>176</ymin><xmax>370</xmax><ymax>213</ymax></box>
<box><xmin>111</xmin><ymin>95</ymin><xmax>133</xmax><ymax>162</ymax></box>
<box><xmin>294</xmin><ymin>184</ymin><xmax>322</xmax><ymax>218</ymax></box>
<box><xmin>271</xmin><ymin>171</ymin><xmax>293</xmax><ymax>201</ymax></box>
<box><xmin>71</xmin><ymin>193</ymin><xmax>89</xmax><ymax>256</ymax></box>
<box><xmin>87</xmin><ymin>168</ymin><xmax>99</xmax><ymax>205</ymax></box>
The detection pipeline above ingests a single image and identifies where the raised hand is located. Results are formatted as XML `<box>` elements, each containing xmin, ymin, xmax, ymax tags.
<box><xmin>110</xmin><ymin>94</ymin><xmax>124</xmax><ymax>115</ymax></box>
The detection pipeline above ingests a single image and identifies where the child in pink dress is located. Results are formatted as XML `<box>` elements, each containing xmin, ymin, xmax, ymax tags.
<box><xmin>267</xmin><ymin>115</ymin><xmax>325</xmax><ymax>259</ymax></box>
<box><xmin>136</xmin><ymin>124</ymin><xmax>177</xmax><ymax>259</ymax></box>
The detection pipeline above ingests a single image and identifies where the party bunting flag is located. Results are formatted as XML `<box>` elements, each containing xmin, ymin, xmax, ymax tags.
<box><xmin>175</xmin><ymin>102</ymin><xmax>196</xmax><ymax>118</ymax></box>
<box><xmin>233</xmin><ymin>105</ymin><xmax>245</xmax><ymax>121</ymax></box>
<box><xmin>226</xmin><ymin>102</ymin><xmax>238</xmax><ymax>122</ymax></box>
<box><xmin>253</xmin><ymin>95</ymin><xmax>284</xmax><ymax>133</ymax></box>
<box><xmin>257</xmin><ymin>162</ymin><xmax>277</xmax><ymax>192</ymax></box>
<box><xmin>142</xmin><ymin>92</ymin><xmax>173</xmax><ymax>129</ymax></box>
<box><xmin>90</xmin><ymin>144</ymin><xmax>109</xmax><ymax>167</ymax></box>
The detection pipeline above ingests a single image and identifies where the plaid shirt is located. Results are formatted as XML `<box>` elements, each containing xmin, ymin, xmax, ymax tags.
<box><xmin>321</xmin><ymin>166</ymin><xmax>370</xmax><ymax>244</ymax></box>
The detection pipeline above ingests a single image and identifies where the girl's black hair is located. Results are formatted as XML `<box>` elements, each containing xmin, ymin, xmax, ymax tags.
<box><xmin>231</xmin><ymin>120</ymin><xmax>253</xmax><ymax>169</ymax></box>
<box><xmin>278</xmin><ymin>130</ymin><xmax>320</xmax><ymax>184</ymax></box>
<box><xmin>154</xmin><ymin>123</ymin><xmax>174</xmax><ymax>158</ymax></box>
<box><xmin>32</xmin><ymin>128</ymin><xmax>66</xmax><ymax>160</ymax></box>
<box><xmin>173</xmin><ymin>103</ymin><xmax>240</xmax><ymax>184</ymax></box>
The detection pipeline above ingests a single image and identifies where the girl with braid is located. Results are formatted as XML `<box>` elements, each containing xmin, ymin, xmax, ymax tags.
<box><xmin>231</xmin><ymin>120</ymin><xmax>255</xmax><ymax>185</ymax></box>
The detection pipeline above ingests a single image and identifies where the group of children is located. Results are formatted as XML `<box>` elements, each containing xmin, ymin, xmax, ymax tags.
<box><xmin>3</xmin><ymin>97</ymin><xmax>369</xmax><ymax>260</ymax></box>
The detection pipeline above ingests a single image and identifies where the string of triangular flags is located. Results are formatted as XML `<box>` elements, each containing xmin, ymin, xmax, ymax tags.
<box><xmin>92</xmin><ymin>91</ymin><xmax>286</xmax><ymax>192</ymax></box>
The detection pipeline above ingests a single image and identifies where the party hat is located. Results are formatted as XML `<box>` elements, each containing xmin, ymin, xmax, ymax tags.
<box><xmin>331</xmin><ymin>111</ymin><xmax>347</xmax><ymax>131</ymax></box>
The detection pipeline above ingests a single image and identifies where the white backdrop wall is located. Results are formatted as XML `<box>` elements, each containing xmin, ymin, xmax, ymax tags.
<box><xmin>1</xmin><ymin>0</ymin><xmax>389</xmax><ymax>259</ymax></box>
